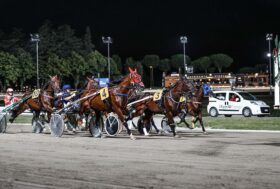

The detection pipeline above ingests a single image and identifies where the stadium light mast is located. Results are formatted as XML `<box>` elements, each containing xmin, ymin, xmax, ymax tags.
<box><xmin>180</xmin><ymin>36</ymin><xmax>188</xmax><ymax>77</ymax></box>
<box><xmin>30</xmin><ymin>34</ymin><xmax>40</xmax><ymax>89</ymax></box>
<box><xmin>102</xmin><ymin>36</ymin><xmax>113</xmax><ymax>80</ymax></box>
<box><xmin>266</xmin><ymin>33</ymin><xmax>273</xmax><ymax>95</ymax></box>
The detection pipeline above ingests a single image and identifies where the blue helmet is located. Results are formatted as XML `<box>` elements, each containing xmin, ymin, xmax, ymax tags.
<box><xmin>203</xmin><ymin>83</ymin><xmax>212</xmax><ymax>96</ymax></box>
<box><xmin>62</xmin><ymin>84</ymin><xmax>71</xmax><ymax>90</ymax></box>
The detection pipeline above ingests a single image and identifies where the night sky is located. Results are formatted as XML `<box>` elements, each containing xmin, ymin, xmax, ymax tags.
<box><xmin>1</xmin><ymin>0</ymin><xmax>280</xmax><ymax>72</ymax></box>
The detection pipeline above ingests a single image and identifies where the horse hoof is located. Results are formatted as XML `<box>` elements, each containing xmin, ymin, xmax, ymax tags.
<box><xmin>203</xmin><ymin>131</ymin><xmax>207</xmax><ymax>134</ymax></box>
<box><xmin>130</xmin><ymin>134</ymin><xmax>136</xmax><ymax>140</ymax></box>
<box><xmin>173</xmin><ymin>135</ymin><xmax>180</xmax><ymax>138</ymax></box>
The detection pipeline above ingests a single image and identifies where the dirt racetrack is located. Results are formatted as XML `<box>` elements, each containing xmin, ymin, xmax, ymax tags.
<box><xmin>0</xmin><ymin>123</ymin><xmax>280</xmax><ymax>189</ymax></box>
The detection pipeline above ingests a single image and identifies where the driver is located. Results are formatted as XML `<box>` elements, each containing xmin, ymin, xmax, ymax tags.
<box><xmin>62</xmin><ymin>84</ymin><xmax>76</xmax><ymax>107</ymax></box>
<box><xmin>4</xmin><ymin>88</ymin><xmax>20</xmax><ymax>106</ymax></box>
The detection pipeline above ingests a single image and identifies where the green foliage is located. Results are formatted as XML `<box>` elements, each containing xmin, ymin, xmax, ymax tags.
<box><xmin>86</xmin><ymin>50</ymin><xmax>107</xmax><ymax>76</ymax></box>
<box><xmin>210</xmin><ymin>53</ymin><xmax>233</xmax><ymax>73</ymax></box>
<box><xmin>0</xmin><ymin>51</ymin><xmax>20</xmax><ymax>87</ymax></box>
<box><xmin>142</xmin><ymin>54</ymin><xmax>160</xmax><ymax>68</ymax></box>
<box><xmin>14</xmin><ymin>48</ymin><xmax>35</xmax><ymax>89</ymax></box>
<box><xmin>68</xmin><ymin>51</ymin><xmax>87</xmax><ymax>88</ymax></box>
<box><xmin>0</xmin><ymin>28</ymin><xmax>26</xmax><ymax>52</ymax></box>
<box><xmin>47</xmin><ymin>53</ymin><xmax>70</xmax><ymax>77</ymax></box>
<box><xmin>83</xmin><ymin>26</ymin><xmax>95</xmax><ymax>55</ymax></box>
<box><xmin>170</xmin><ymin>54</ymin><xmax>190</xmax><ymax>74</ymax></box>
<box><xmin>158</xmin><ymin>58</ymin><xmax>171</xmax><ymax>72</ymax></box>
<box><xmin>108</xmin><ymin>58</ymin><xmax>121</xmax><ymax>79</ymax></box>
<box><xmin>112</xmin><ymin>54</ymin><xmax>123</xmax><ymax>73</ymax></box>
<box><xmin>192</xmin><ymin>56</ymin><xmax>211</xmax><ymax>73</ymax></box>
<box><xmin>55</xmin><ymin>25</ymin><xmax>83</xmax><ymax>58</ymax></box>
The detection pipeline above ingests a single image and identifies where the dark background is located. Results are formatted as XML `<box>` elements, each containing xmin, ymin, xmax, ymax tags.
<box><xmin>1</xmin><ymin>0</ymin><xmax>280</xmax><ymax>72</ymax></box>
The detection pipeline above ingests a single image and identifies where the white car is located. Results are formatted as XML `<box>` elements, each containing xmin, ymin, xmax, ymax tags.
<box><xmin>207</xmin><ymin>91</ymin><xmax>270</xmax><ymax>117</ymax></box>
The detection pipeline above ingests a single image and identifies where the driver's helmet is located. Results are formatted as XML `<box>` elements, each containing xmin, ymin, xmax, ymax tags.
<box><xmin>62</xmin><ymin>84</ymin><xmax>71</xmax><ymax>91</ymax></box>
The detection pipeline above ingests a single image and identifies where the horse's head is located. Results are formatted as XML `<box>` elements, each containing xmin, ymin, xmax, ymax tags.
<box><xmin>128</xmin><ymin>67</ymin><xmax>145</xmax><ymax>90</ymax></box>
<box><xmin>179</xmin><ymin>76</ymin><xmax>195</xmax><ymax>94</ymax></box>
<box><xmin>49</xmin><ymin>75</ymin><xmax>61</xmax><ymax>93</ymax></box>
<box><xmin>86</xmin><ymin>77</ymin><xmax>99</xmax><ymax>90</ymax></box>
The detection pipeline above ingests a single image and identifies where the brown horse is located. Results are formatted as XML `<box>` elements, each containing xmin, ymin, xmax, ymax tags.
<box><xmin>129</xmin><ymin>76</ymin><xmax>194</xmax><ymax>137</ymax></box>
<box><xmin>179</xmin><ymin>83</ymin><xmax>213</xmax><ymax>133</ymax></box>
<box><xmin>9</xmin><ymin>75</ymin><xmax>61</xmax><ymax>123</ymax></box>
<box><xmin>80</xmin><ymin>68</ymin><xmax>144</xmax><ymax>139</ymax></box>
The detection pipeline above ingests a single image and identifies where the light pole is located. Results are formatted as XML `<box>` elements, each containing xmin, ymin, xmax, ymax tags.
<box><xmin>180</xmin><ymin>36</ymin><xmax>188</xmax><ymax>76</ymax></box>
<box><xmin>102</xmin><ymin>36</ymin><xmax>113</xmax><ymax>80</ymax></box>
<box><xmin>149</xmin><ymin>66</ymin><xmax>154</xmax><ymax>88</ymax></box>
<box><xmin>30</xmin><ymin>34</ymin><xmax>40</xmax><ymax>89</ymax></box>
<box><xmin>266</xmin><ymin>33</ymin><xmax>273</xmax><ymax>95</ymax></box>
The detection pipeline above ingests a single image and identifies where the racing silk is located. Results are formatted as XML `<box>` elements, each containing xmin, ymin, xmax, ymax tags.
<box><xmin>62</xmin><ymin>91</ymin><xmax>71</xmax><ymax>104</ymax></box>
<box><xmin>4</xmin><ymin>95</ymin><xmax>20</xmax><ymax>106</ymax></box>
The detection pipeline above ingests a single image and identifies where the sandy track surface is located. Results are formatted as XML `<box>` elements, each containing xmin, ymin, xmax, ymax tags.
<box><xmin>0</xmin><ymin>124</ymin><xmax>280</xmax><ymax>189</ymax></box>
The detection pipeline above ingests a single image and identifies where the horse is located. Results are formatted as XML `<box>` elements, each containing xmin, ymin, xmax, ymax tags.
<box><xmin>9</xmin><ymin>75</ymin><xmax>61</xmax><ymax>124</ymax></box>
<box><xmin>125</xmin><ymin>92</ymin><xmax>160</xmax><ymax>135</ymax></box>
<box><xmin>178</xmin><ymin>83</ymin><xmax>213</xmax><ymax>133</ymax></box>
<box><xmin>129</xmin><ymin>76</ymin><xmax>194</xmax><ymax>137</ymax></box>
<box><xmin>80</xmin><ymin>68</ymin><xmax>144</xmax><ymax>140</ymax></box>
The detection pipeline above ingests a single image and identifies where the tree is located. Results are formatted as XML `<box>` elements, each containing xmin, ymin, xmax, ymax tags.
<box><xmin>86</xmin><ymin>50</ymin><xmax>107</xmax><ymax>77</ymax></box>
<box><xmin>0</xmin><ymin>28</ymin><xmax>26</xmax><ymax>52</ymax></box>
<box><xmin>112</xmin><ymin>54</ymin><xmax>123</xmax><ymax>74</ymax></box>
<box><xmin>68</xmin><ymin>51</ymin><xmax>87</xmax><ymax>89</ymax></box>
<box><xmin>55</xmin><ymin>24</ymin><xmax>83</xmax><ymax>58</ymax></box>
<box><xmin>210</xmin><ymin>53</ymin><xmax>233</xmax><ymax>73</ymax></box>
<box><xmin>83</xmin><ymin>26</ymin><xmax>95</xmax><ymax>55</ymax></box>
<box><xmin>108</xmin><ymin>58</ymin><xmax>121</xmax><ymax>80</ymax></box>
<box><xmin>14</xmin><ymin>48</ymin><xmax>36</xmax><ymax>90</ymax></box>
<box><xmin>192</xmin><ymin>56</ymin><xmax>211</xmax><ymax>73</ymax></box>
<box><xmin>142</xmin><ymin>54</ymin><xmax>160</xmax><ymax>69</ymax></box>
<box><xmin>170</xmin><ymin>54</ymin><xmax>190</xmax><ymax>74</ymax></box>
<box><xmin>46</xmin><ymin>53</ymin><xmax>70</xmax><ymax>78</ymax></box>
<box><xmin>0</xmin><ymin>51</ymin><xmax>20</xmax><ymax>89</ymax></box>
<box><xmin>158</xmin><ymin>58</ymin><xmax>171</xmax><ymax>73</ymax></box>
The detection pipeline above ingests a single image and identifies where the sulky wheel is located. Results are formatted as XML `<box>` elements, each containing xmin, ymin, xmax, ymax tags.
<box><xmin>104</xmin><ymin>113</ymin><xmax>121</xmax><ymax>136</ymax></box>
<box><xmin>50</xmin><ymin>113</ymin><xmax>64</xmax><ymax>137</ymax></box>
<box><xmin>0</xmin><ymin>113</ymin><xmax>7</xmax><ymax>133</ymax></box>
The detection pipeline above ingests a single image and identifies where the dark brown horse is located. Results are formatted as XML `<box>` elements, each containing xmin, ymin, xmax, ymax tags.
<box><xmin>129</xmin><ymin>76</ymin><xmax>194</xmax><ymax>137</ymax></box>
<box><xmin>80</xmin><ymin>68</ymin><xmax>144</xmax><ymax>139</ymax></box>
<box><xmin>9</xmin><ymin>75</ymin><xmax>61</xmax><ymax>123</ymax></box>
<box><xmin>179</xmin><ymin>83</ymin><xmax>213</xmax><ymax>133</ymax></box>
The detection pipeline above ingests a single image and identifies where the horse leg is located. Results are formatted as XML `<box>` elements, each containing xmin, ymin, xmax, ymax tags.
<box><xmin>151</xmin><ymin>117</ymin><xmax>160</xmax><ymax>134</ymax></box>
<box><xmin>166</xmin><ymin>112</ymin><xmax>177</xmax><ymax>137</ymax></box>
<box><xmin>9</xmin><ymin>103</ymin><xmax>29</xmax><ymax>123</ymax></box>
<box><xmin>191</xmin><ymin>116</ymin><xmax>198</xmax><ymax>129</ymax></box>
<box><xmin>198</xmin><ymin>112</ymin><xmax>206</xmax><ymax>133</ymax></box>
<box><xmin>113</xmin><ymin>106</ymin><xmax>135</xmax><ymax>140</ymax></box>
